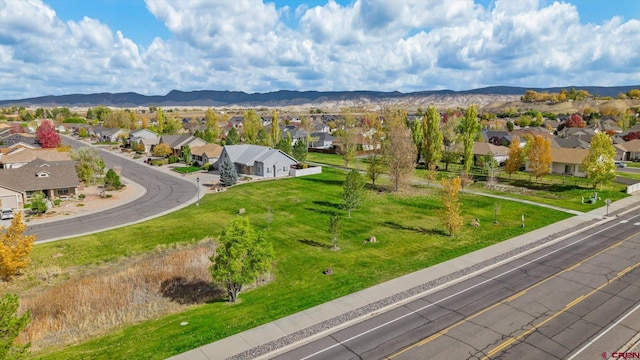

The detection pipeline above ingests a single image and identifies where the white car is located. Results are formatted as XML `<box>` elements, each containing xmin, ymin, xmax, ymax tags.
<box><xmin>615</xmin><ymin>161</ymin><xmax>627</xmax><ymax>168</ymax></box>
<box><xmin>0</xmin><ymin>209</ymin><xmax>14</xmax><ymax>220</ymax></box>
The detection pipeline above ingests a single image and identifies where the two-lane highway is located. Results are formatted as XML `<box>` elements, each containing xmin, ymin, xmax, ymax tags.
<box><xmin>274</xmin><ymin>211</ymin><xmax>640</xmax><ymax>360</ymax></box>
<box><xmin>27</xmin><ymin>137</ymin><xmax>197</xmax><ymax>241</ymax></box>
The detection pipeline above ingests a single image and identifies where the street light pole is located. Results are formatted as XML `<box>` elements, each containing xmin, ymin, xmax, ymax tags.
<box><xmin>196</xmin><ymin>177</ymin><xmax>200</xmax><ymax>206</ymax></box>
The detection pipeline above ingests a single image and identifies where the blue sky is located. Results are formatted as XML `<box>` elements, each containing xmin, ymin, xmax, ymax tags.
<box><xmin>1</xmin><ymin>0</ymin><xmax>639</xmax><ymax>100</ymax></box>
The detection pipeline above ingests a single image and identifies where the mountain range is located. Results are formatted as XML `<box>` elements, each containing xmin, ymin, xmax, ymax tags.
<box><xmin>1</xmin><ymin>86</ymin><xmax>638</xmax><ymax>108</ymax></box>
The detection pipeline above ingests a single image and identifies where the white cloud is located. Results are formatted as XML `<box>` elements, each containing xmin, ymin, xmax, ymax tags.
<box><xmin>1</xmin><ymin>0</ymin><xmax>640</xmax><ymax>100</ymax></box>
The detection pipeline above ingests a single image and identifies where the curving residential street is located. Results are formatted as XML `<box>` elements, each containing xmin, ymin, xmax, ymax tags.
<box><xmin>26</xmin><ymin>137</ymin><xmax>198</xmax><ymax>242</ymax></box>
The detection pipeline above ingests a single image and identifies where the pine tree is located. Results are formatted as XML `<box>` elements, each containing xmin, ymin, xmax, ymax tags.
<box><xmin>219</xmin><ymin>157</ymin><xmax>238</xmax><ymax>187</ymax></box>
<box><xmin>0</xmin><ymin>293</ymin><xmax>31</xmax><ymax>359</ymax></box>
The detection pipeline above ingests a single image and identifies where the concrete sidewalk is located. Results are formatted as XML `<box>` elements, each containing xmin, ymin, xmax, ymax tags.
<box><xmin>168</xmin><ymin>193</ymin><xmax>640</xmax><ymax>360</ymax></box>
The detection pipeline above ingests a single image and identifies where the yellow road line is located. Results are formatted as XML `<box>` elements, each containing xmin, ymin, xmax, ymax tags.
<box><xmin>385</xmin><ymin>233</ymin><xmax>636</xmax><ymax>359</ymax></box>
<box><xmin>482</xmin><ymin>260</ymin><xmax>640</xmax><ymax>359</ymax></box>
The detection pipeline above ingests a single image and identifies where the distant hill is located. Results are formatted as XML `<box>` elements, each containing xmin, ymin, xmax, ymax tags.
<box><xmin>1</xmin><ymin>86</ymin><xmax>638</xmax><ymax>108</ymax></box>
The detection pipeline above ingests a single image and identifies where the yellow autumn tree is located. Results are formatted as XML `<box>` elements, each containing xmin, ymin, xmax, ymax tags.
<box><xmin>0</xmin><ymin>212</ymin><xmax>35</xmax><ymax>280</ymax></box>
<box><xmin>441</xmin><ymin>177</ymin><xmax>463</xmax><ymax>236</ymax></box>
<box><xmin>526</xmin><ymin>135</ymin><xmax>552</xmax><ymax>183</ymax></box>
<box><xmin>505</xmin><ymin>136</ymin><xmax>523</xmax><ymax>179</ymax></box>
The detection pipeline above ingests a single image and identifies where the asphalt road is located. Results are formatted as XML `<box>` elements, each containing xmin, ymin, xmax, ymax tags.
<box><xmin>26</xmin><ymin>137</ymin><xmax>197</xmax><ymax>242</ymax></box>
<box><xmin>274</xmin><ymin>211</ymin><xmax>640</xmax><ymax>360</ymax></box>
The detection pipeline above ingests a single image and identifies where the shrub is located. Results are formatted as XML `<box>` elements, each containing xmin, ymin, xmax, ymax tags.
<box><xmin>78</xmin><ymin>194</ymin><xmax>86</xmax><ymax>200</ymax></box>
<box><xmin>203</xmin><ymin>163</ymin><xmax>211</xmax><ymax>171</ymax></box>
<box><xmin>53</xmin><ymin>199</ymin><xmax>61</xmax><ymax>206</ymax></box>
<box><xmin>29</xmin><ymin>191</ymin><xmax>48</xmax><ymax>215</ymax></box>
<box><xmin>168</xmin><ymin>155</ymin><xmax>179</xmax><ymax>164</ymax></box>
<box><xmin>104</xmin><ymin>169</ymin><xmax>122</xmax><ymax>190</ymax></box>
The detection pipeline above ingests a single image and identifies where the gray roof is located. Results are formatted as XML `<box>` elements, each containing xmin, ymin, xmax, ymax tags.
<box><xmin>0</xmin><ymin>160</ymin><xmax>80</xmax><ymax>192</ymax></box>
<box><xmin>551</xmin><ymin>137</ymin><xmax>591</xmax><ymax>149</ymax></box>
<box><xmin>159</xmin><ymin>134</ymin><xmax>191</xmax><ymax>148</ymax></box>
<box><xmin>311</xmin><ymin>132</ymin><xmax>335</xmax><ymax>141</ymax></box>
<box><xmin>224</xmin><ymin>145</ymin><xmax>297</xmax><ymax>166</ymax></box>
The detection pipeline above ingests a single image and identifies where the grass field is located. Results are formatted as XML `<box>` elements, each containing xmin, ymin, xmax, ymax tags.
<box><xmin>24</xmin><ymin>168</ymin><xmax>574</xmax><ymax>359</ymax></box>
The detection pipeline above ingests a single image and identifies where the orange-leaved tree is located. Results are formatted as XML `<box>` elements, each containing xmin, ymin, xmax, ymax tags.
<box><xmin>0</xmin><ymin>212</ymin><xmax>36</xmax><ymax>281</ymax></box>
<box><xmin>505</xmin><ymin>136</ymin><xmax>523</xmax><ymax>179</ymax></box>
<box><xmin>441</xmin><ymin>177</ymin><xmax>463</xmax><ymax>236</ymax></box>
<box><xmin>525</xmin><ymin>135</ymin><xmax>552</xmax><ymax>183</ymax></box>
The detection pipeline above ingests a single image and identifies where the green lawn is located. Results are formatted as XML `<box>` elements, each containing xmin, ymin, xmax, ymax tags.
<box><xmin>31</xmin><ymin>168</ymin><xmax>572</xmax><ymax>359</ymax></box>
<box><xmin>172</xmin><ymin>166</ymin><xmax>202</xmax><ymax>174</ymax></box>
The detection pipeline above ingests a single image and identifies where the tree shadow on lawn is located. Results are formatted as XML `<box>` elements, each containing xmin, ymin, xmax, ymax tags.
<box><xmin>382</xmin><ymin>221</ymin><xmax>447</xmax><ymax>236</ymax></box>
<box><xmin>299</xmin><ymin>177</ymin><xmax>344</xmax><ymax>186</ymax></box>
<box><xmin>299</xmin><ymin>239</ymin><xmax>332</xmax><ymax>249</ymax></box>
<box><xmin>160</xmin><ymin>277</ymin><xmax>227</xmax><ymax>304</ymax></box>
<box><xmin>306</xmin><ymin>200</ymin><xmax>342</xmax><ymax>215</ymax></box>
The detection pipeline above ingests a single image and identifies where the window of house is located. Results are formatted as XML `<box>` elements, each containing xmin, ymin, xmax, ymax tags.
<box><xmin>267</xmin><ymin>168</ymin><xmax>271</xmax><ymax>173</ymax></box>
<box><xmin>58</xmin><ymin>188</ymin><xmax>69</xmax><ymax>195</ymax></box>
<box><xmin>282</xmin><ymin>166</ymin><xmax>286</xmax><ymax>172</ymax></box>
<box><xmin>36</xmin><ymin>172</ymin><xmax>50</xmax><ymax>178</ymax></box>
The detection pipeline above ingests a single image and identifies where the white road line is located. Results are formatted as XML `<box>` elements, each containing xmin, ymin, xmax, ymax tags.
<box><xmin>567</xmin><ymin>302</ymin><xmax>640</xmax><ymax>360</ymax></box>
<box><xmin>298</xmin><ymin>214</ymin><xmax>640</xmax><ymax>360</ymax></box>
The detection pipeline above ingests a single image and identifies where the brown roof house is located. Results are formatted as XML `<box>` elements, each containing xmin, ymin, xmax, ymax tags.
<box><xmin>0</xmin><ymin>159</ymin><xmax>81</xmax><ymax>206</ymax></box>
<box><xmin>473</xmin><ymin>142</ymin><xmax>509</xmax><ymax>166</ymax></box>
<box><xmin>540</xmin><ymin>147</ymin><xmax>589</xmax><ymax>177</ymax></box>
<box><xmin>0</xmin><ymin>147</ymin><xmax>72</xmax><ymax>169</ymax></box>
<box><xmin>190</xmin><ymin>143</ymin><xmax>223</xmax><ymax>168</ymax></box>
<box><xmin>615</xmin><ymin>139</ymin><xmax>640</xmax><ymax>161</ymax></box>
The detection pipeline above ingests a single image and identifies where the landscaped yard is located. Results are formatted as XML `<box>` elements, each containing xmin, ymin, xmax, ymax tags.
<box><xmin>21</xmin><ymin>167</ymin><xmax>575</xmax><ymax>359</ymax></box>
<box><xmin>172</xmin><ymin>165</ymin><xmax>202</xmax><ymax>174</ymax></box>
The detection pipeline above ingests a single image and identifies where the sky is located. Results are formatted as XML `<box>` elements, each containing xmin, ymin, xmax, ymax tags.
<box><xmin>1</xmin><ymin>0</ymin><xmax>640</xmax><ymax>100</ymax></box>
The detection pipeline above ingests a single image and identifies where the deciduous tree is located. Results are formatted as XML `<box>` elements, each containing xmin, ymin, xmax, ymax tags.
<box><xmin>0</xmin><ymin>293</ymin><xmax>31</xmax><ymax>359</ymax></box>
<box><xmin>181</xmin><ymin>145</ymin><xmax>191</xmax><ymax>164</ymax></box>
<box><xmin>440</xmin><ymin>177</ymin><xmax>463</xmax><ymax>236</ymax></box>
<box><xmin>329</xmin><ymin>213</ymin><xmax>341</xmax><ymax>250</ymax></box>
<box><xmin>205</xmin><ymin>108</ymin><xmax>220</xmax><ymax>141</ymax></box>
<box><xmin>410</xmin><ymin>119</ymin><xmax>423</xmax><ymax>164</ymax></box>
<box><xmin>29</xmin><ymin>192</ymin><xmax>47</xmax><ymax>215</ymax></box>
<box><xmin>270</xmin><ymin>109</ymin><xmax>280</xmax><ymax>147</ymax></box>
<box><xmin>441</xmin><ymin>115</ymin><xmax>462</xmax><ymax>171</ymax></box>
<box><xmin>336</xmin><ymin>112</ymin><xmax>357</xmax><ymax>167</ymax></box>
<box><xmin>152</xmin><ymin>143</ymin><xmax>172</xmax><ymax>158</ymax></box>
<box><xmin>583</xmin><ymin>132</ymin><xmax>616</xmax><ymax>189</ymax></box>
<box><xmin>565</xmin><ymin>113</ymin><xmax>586</xmax><ymax>128</ymax></box>
<box><xmin>35</xmin><ymin>121</ymin><xmax>60</xmax><ymax>148</ymax></box>
<box><xmin>0</xmin><ymin>212</ymin><xmax>35</xmax><ymax>280</ymax></box>
<box><xmin>384</xmin><ymin>121</ymin><xmax>416</xmax><ymax>192</ymax></box>
<box><xmin>460</xmin><ymin>105</ymin><xmax>479</xmax><ymax>174</ymax></box>
<box><xmin>505</xmin><ymin>136</ymin><xmax>523</xmax><ymax>179</ymax></box>
<box><xmin>71</xmin><ymin>146</ymin><xmax>106</xmax><ymax>183</ymax></box>
<box><xmin>366</xmin><ymin>152</ymin><xmax>386</xmax><ymax>190</ymax></box>
<box><xmin>422</xmin><ymin>106</ymin><xmax>443</xmax><ymax>170</ymax></box>
<box><xmin>342</xmin><ymin>169</ymin><xmax>366</xmax><ymax>218</ymax></box>
<box><xmin>526</xmin><ymin>135</ymin><xmax>552</xmax><ymax>182</ymax></box>
<box><xmin>209</xmin><ymin>217</ymin><xmax>274</xmax><ymax>303</ymax></box>
<box><xmin>243</xmin><ymin>109</ymin><xmax>262</xmax><ymax>144</ymax></box>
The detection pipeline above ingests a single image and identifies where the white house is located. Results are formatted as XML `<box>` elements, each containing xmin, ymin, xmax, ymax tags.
<box><xmin>219</xmin><ymin>145</ymin><xmax>298</xmax><ymax>178</ymax></box>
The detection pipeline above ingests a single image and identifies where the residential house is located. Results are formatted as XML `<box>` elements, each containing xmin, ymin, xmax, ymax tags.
<box><xmin>0</xmin><ymin>159</ymin><xmax>81</xmax><ymax>204</ymax></box>
<box><xmin>550</xmin><ymin>137</ymin><xmax>591</xmax><ymax>149</ymax></box>
<box><xmin>1</xmin><ymin>133</ymin><xmax>39</xmax><ymax>149</ymax></box>
<box><xmin>191</xmin><ymin>143</ymin><xmax>223</xmax><ymax>168</ymax></box>
<box><xmin>616</xmin><ymin>139</ymin><xmax>640</xmax><ymax>161</ymax></box>
<box><xmin>280</xmin><ymin>125</ymin><xmax>308</xmax><ymax>146</ymax></box>
<box><xmin>600</xmin><ymin>118</ymin><xmax>622</xmax><ymax>134</ymax></box>
<box><xmin>472</xmin><ymin>142</ymin><xmax>509</xmax><ymax>166</ymax></box>
<box><xmin>556</xmin><ymin>127</ymin><xmax>597</xmax><ymax>141</ymax></box>
<box><xmin>309</xmin><ymin>132</ymin><xmax>336</xmax><ymax>149</ymax></box>
<box><xmin>0</xmin><ymin>148</ymin><xmax>72</xmax><ymax>169</ymax></box>
<box><xmin>129</xmin><ymin>129</ymin><xmax>159</xmax><ymax>153</ymax></box>
<box><xmin>219</xmin><ymin>145</ymin><xmax>297</xmax><ymax>178</ymax></box>
<box><xmin>529</xmin><ymin>147</ymin><xmax>589</xmax><ymax>177</ymax></box>
<box><xmin>481</xmin><ymin>130</ymin><xmax>512</xmax><ymax>146</ymax></box>
<box><xmin>92</xmin><ymin>126</ymin><xmax>126</xmax><ymax>143</ymax></box>
<box><xmin>159</xmin><ymin>134</ymin><xmax>207</xmax><ymax>157</ymax></box>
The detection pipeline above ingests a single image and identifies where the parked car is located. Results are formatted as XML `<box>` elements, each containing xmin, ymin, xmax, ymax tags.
<box><xmin>615</xmin><ymin>161</ymin><xmax>627</xmax><ymax>168</ymax></box>
<box><xmin>1</xmin><ymin>209</ymin><xmax>14</xmax><ymax>220</ymax></box>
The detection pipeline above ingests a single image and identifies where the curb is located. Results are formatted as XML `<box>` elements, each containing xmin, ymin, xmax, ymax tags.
<box><xmin>226</xmin><ymin>199</ymin><xmax>640</xmax><ymax>360</ymax></box>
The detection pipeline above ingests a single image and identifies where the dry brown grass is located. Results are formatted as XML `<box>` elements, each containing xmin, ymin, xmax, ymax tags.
<box><xmin>17</xmin><ymin>240</ymin><xmax>221</xmax><ymax>352</ymax></box>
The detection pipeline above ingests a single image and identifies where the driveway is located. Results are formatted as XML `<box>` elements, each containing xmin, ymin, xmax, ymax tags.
<box><xmin>26</xmin><ymin>137</ymin><xmax>198</xmax><ymax>242</ymax></box>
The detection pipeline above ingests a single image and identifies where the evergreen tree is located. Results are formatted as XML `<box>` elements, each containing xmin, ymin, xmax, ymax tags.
<box><xmin>292</xmin><ymin>137</ymin><xmax>308</xmax><ymax>162</ymax></box>
<box><xmin>220</xmin><ymin>157</ymin><xmax>238</xmax><ymax>187</ymax></box>
<box><xmin>0</xmin><ymin>293</ymin><xmax>31</xmax><ymax>359</ymax></box>
<box><xmin>225</xmin><ymin>127</ymin><xmax>240</xmax><ymax>145</ymax></box>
